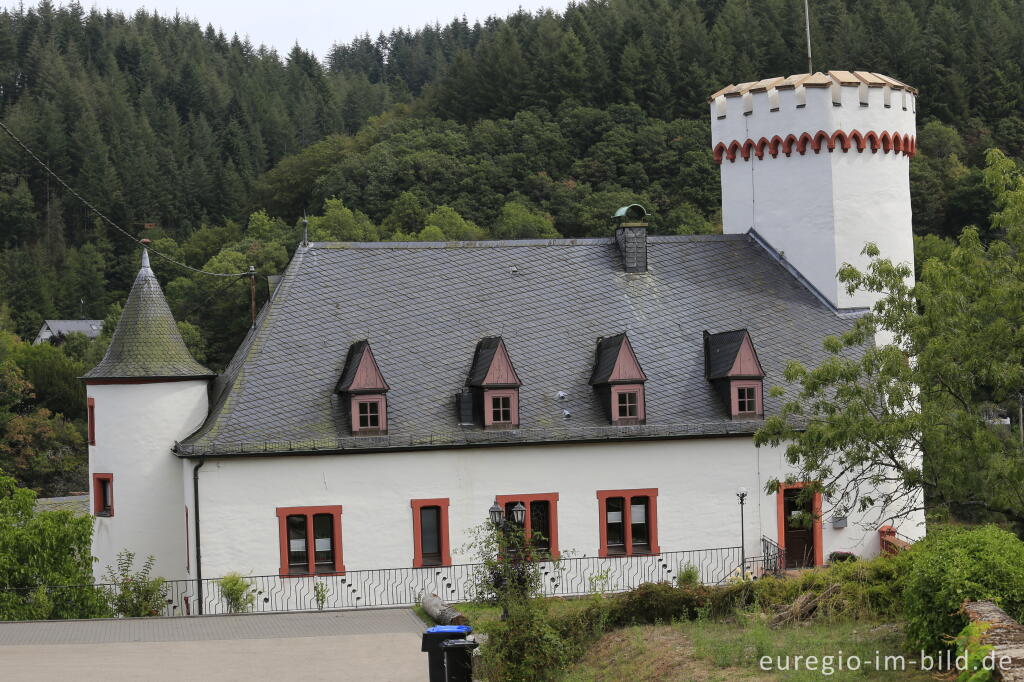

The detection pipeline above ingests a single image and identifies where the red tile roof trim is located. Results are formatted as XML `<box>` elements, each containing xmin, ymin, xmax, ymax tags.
<box><xmin>713</xmin><ymin>129</ymin><xmax>916</xmax><ymax>164</ymax></box>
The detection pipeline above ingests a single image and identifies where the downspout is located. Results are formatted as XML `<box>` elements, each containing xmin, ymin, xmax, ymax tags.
<box><xmin>192</xmin><ymin>457</ymin><xmax>205</xmax><ymax>615</ymax></box>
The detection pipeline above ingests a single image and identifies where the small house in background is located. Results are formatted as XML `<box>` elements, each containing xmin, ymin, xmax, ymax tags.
<box><xmin>34</xmin><ymin>319</ymin><xmax>103</xmax><ymax>345</ymax></box>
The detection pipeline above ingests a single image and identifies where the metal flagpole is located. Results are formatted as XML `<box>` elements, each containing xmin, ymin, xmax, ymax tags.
<box><xmin>804</xmin><ymin>0</ymin><xmax>813</xmax><ymax>73</ymax></box>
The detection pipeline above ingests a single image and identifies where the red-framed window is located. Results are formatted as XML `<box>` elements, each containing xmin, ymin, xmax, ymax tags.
<box><xmin>350</xmin><ymin>394</ymin><xmax>387</xmax><ymax>434</ymax></box>
<box><xmin>730</xmin><ymin>380</ymin><xmax>763</xmax><ymax>417</ymax></box>
<box><xmin>597</xmin><ymin>488</ymin><xmax>659</xmax><ymax>557</ymax></box>
<box><xmin>610</xmin><ymin>384</ymin><xmax>646</xmax><ymax>425</ymax></box>
<box><xmin>776</xmin><ymin>483</ymin><xmax>824</xmax><ymax>568</ymax></box>
<box><xmin>495</xmin><ymin>493</ymin><xmax>560</xmax><ymax>558</ymax></box>
<box><xmin>87</xmin><ymin>397</ymin><xmax>96</xmax><ymax>445</ymax></box>
<box><xmin>411</xmin><ymin>498</ymin><xmax>451</xmax><ymax>568</ymax></box>
<box><xmin>93</xmin><ymin>473</ymin><xmax>113</xmax><ymax>516</ymax></box>
<box><xmin>276</xmin><ymin>506</ymin><xmax>345</xmax><ymax>576</ymax></box>
<box><xmin>483</xmin><ymin>389</ymin><xmax>519</xmax><ymax>428</ymax></box>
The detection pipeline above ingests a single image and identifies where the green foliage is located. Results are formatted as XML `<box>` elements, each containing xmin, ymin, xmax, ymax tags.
<box><xmin>0</xmin><ymin>334</ymin><xmax>87</xmax><ymax>495</ymax></box>
<box><xmin>902</xmin><ymin>526</ymin><xmax>1024</xmax><ymax>652</ymax></box>
<box><xmin>103</xmin><ymin>550</ymin><xmax>167</xmax><ymax>618</ymax></box>
<box><xmin>314</xmin><ymin>581</ymin><xmax>329</xmax><ymax>611</ymax></box>
<box><xmin>955</xmin><ymin>622</ymin><xmax>994</xmax><ymax>682</ymax></box>
<box><xmin>0</xmin><ymin>471</ymin><xmax>108</xmax><ymax>620</ymax></box>
<box><xmin>217</xmin><ymin>572</ymin><xmax>256</xmax><ymax>613</ymax></box>
<box><xmin>675</xmin><ymin>563</ymin><xmax>700</xmax><ymax>587</ymax></box>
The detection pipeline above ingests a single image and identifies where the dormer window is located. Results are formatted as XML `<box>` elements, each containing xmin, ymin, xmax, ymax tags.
<box><xmin>590</xmin><ymin>334</ymin><xmax>647</xmax><ymax>425</ymax></box>
<box><xmin>704</xmin><ymin>329</ymin><xmax>766</xmax><ymax>419</ymax></box>
<box><xmin>465</xmin><ymin>337</ymin><xmax>522</xmax><ymax>429</ymax></box>
<box><xmin>335</xmin><ymin>340</ymin><xmax>389</xmax><ymax>434</ymax></box>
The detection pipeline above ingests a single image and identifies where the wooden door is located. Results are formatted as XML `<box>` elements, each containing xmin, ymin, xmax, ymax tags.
<box><xmin>783</xmin><ymin>488</ymin><xmax>814</xmax><ymax>568</ymax></box>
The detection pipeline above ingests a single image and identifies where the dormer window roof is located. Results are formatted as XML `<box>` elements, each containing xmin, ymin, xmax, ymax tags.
<box><xmin>591</xmin><ymin>333</ymin><xmax>647</xmax><ymax>425</ymax></box>
<box><xmin>336</xmin><ymin>340</ymin><xmax>390</xmax><ymax>394</ymax></box>
<box><xmin>467</xmin><ymin>337</ymin><xmax>521</xmax><ymax>388</ymax></box>
<box><xmin>337</xmin><ymin>340</ymin><xmax>389</xmax><ymax>434</ymax></box>
<box><xmin>590</xmin><ymin>333</ymin><xmax>647</xmax><ymax>385</ymax></box>
<box><xmin>704</xmin><ymin>329</ymin><xmax>765</xmax><ymax>419</ymax></box>
<box><xmin>704</xmin><ymin>329</ymin><xmax>765</xmax><ymax>380</ymax></box>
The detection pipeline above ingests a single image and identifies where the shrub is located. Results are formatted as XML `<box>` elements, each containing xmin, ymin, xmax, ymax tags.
<box><xmin>218</xmin><ymin>572</ymin><xmax>256</xmax><ymax>613</ymax></box>
<box><xmin>314</xmin><ymin>581</ymin><xmax>329</xmax><ymax>611</ymax></box>
<box><xmin>676</xmin><ymin>563</ymin><xmax>701</xmax><ymax>586</ymax></box>
<box><xmin>605</xmin><ymin>581</ymin><xmax>709</xmax><ymax>626</ymax></box>
<box><xmin>103</xmin><ymin>550</ymin><xmax>166</xmax><ymax>617</ymax></box>
<box><xmin>903</xmin><ymin>525</ymin><xmax>1024</xmax><ymax>652</ymax></box>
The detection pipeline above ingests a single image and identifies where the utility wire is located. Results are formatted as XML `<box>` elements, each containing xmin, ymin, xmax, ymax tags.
<box><xmin>0</xmin><ymin>117</ymin><xmax>252</xmax><ymax>278</ymax></box>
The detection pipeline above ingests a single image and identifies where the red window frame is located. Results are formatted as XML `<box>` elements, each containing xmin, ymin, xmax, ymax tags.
<box><xmin>776</xmin><ymin>482</ymin><xmax>824</xmax><ymax>567</ymax></box>
<box><xmin>411</xmin><ymin>498</ymin><xmax>452</xmax><ymax>568</ymax></box>
<box><xmin>730</xmin><ymin>380</ymin><xmax>763</xmax><ymax>417</ymax></box>
<box><xmin>275</xmin><ymin>505</ymin><xmax>345</xmax><ymax>577</ymax></box>
<box><xmin>610</xmin><ymin>384</ymin><xmax>646</xmax><ymax>424</ymax></box>
<box><xmin>87</xmin><ymin>397</ymin><xmax>96</xmax><ymax>445</ymax></box>
<box><xmin>92</xmin><ymin>473</ymin><xmax>114</xmax><ymax>516</ymax></box>
<box><xmin>495</xmin><ymin>493</ymin><xmax>560</xmax><ymax>558</ymax></box>
<box><xmin>350</xmin><ymin>394</ymin><xmax>387</xmax><ymax>433</ymax></box>
<box><xmin>483</xmin><ymin>388</ymin><xmax>519</xmax><ymax>428</ymax></box>
<box><xmin>596</xmin><ymin>488</ymin><xmax>659</xmax><ymax>557</ymax></box>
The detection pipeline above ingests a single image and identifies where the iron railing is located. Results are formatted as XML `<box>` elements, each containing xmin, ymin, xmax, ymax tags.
<box><xmin>2</xmin><ymin>543</ymin><xmax>783</xmax><ymax>618</ymax></box>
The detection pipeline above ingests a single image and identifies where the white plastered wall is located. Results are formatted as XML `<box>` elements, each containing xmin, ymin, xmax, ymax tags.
<box><xmin>189</xmin><ymin>437</ymin><xmax>924</xmax><ymax>579</ymax></box>
<box><xmin>87</xmin><ymin>380</ymin><xmax>209</xmax><ymax>581</ymax></box>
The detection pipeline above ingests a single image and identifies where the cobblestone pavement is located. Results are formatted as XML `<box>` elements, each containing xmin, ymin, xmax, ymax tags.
<box><xmin>0</xmin><ymin>608</ymin><xmax>428</xmax><ymax>681</ymax></box>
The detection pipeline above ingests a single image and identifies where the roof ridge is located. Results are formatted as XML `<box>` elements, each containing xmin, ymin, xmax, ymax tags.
<box><xmin>307</xmin><ymin>234</ymin><xmax>743</xmax><ymax>250</ymax></box>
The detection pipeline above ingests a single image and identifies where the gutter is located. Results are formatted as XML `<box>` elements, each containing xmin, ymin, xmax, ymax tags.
<box><xmin>192</xmin><ymin>457</ymin><xmax>205</xmax><ymax>615</ymax></box>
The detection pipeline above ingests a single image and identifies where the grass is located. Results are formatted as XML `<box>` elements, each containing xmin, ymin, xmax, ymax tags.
<box><xmin>561</xmin><ymin>618</ymin><xmax>938</xmax><ymax>681</ymax></box>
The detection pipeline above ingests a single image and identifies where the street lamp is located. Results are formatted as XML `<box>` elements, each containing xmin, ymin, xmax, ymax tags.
<box><xmin>736</xmin><ymin>487</ymin><xmax>748</xmax><ymax>579</ymax></box>
<box><xmin>488</xmin><ymin>500</ymin><xmax>528</xmax><ymax>621</ymax></box>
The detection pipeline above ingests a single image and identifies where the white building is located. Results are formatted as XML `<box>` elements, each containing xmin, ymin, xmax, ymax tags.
<box><xmin>84</xmin><ymin>71</ymin><xmax>923</xmax><ymax>610</ymax></box>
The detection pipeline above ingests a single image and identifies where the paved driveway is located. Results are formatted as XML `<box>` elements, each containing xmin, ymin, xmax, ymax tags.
<box><xmin>0</xmin><ymin>608</ymin><xmax>427</xmax><ymax>681</ymax></box>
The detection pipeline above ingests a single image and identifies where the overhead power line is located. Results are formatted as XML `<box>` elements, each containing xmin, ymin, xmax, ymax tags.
<box><xmin>0</xmin><ymin>117</ymin><xmax>252</xmax><ymax>278</ymax></box>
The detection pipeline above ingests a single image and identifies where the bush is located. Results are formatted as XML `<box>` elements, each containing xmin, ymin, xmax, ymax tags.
<box><xmin>903</xmin><ymin>525</ymin><xmax>1024</xmax><ymax>652</ymax></box>
<box><xmin>676</xmin><ymin>563</ymin><xmax>701</xmax><ymax>586</ymax></box>
<box><xmin>103</xmin><ymin>550</ymin><xmax>166</xmax><ymax>617</ymax></box>
<box><xmin>605</xmin><ymin>581</ymin><xmax>709</xmax><ymax>626</ymax></box>
<box><xmin>218</xmin><ymin>572</ymin><xmax>256</xmax><ymax>613</ymax></box>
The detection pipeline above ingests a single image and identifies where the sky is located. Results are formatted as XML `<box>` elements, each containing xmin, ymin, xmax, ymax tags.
<box><xmin>35</xmin><ymin>0</ymin><xmax>574</xmax><ymax>58</ymax></box>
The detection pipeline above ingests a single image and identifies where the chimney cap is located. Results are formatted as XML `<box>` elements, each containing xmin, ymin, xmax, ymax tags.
<box><xmin>613</xmin><ymin>204</ymin><xmax>649</xmax><ymax>224</ymax></box>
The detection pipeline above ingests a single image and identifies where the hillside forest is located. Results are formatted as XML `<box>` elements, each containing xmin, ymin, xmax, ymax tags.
<box><xmin>2</xmin><ymin>0</ymin><xmax>1024</xmax><ymax>512</ymax></box>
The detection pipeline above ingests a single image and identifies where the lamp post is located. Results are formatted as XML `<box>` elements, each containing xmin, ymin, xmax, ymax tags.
<box><xmin>489</xmin><ymin>500</ymin><xmax>527</xmax><ymax>620</ymax></box>
<box><xmin>736</xmin><ymin>487</ymin><xmax>748</xmax><ymax>579</ymax></box>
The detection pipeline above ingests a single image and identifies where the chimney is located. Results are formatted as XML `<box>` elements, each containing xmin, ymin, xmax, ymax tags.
<box><xmin>613</xmin><ymin>204</ymin><xmax>649</xmax><ymax>273</ymax></box>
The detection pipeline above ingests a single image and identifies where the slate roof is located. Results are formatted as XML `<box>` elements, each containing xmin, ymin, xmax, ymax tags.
<box><xmin>40</xmin><ymin>320</ymin><xmax>104</xmax><ymax>338</ymax></box>
<box><xmin>34</xmin><ymin>495</ymin><xmax>90</xmax><ymax>515</ymax></box>
<box><xmin>84</xmin><ymin>250</ymin><xmax>214</xmax><ymax>380</ymax></box>
<box><xmin>178</xmin><ymin>234</ymin><xmax>856</xmax><ymax>456</ymax></box>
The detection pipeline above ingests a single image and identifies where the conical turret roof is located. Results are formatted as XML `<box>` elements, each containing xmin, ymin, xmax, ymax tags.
<box><xmin>84</xmin><ymin>249</ymin><xmax>214</xmax><ymax>380</ymax></box>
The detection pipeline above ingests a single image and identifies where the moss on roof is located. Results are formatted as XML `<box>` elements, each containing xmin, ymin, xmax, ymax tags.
<box><xmin>83</xmin><ymin>250</ymin><xmax>214</xmax><ymax>380</ymax></box>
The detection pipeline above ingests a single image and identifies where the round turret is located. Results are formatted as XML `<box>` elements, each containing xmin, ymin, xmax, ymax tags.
<box><xmin>709</xmin><ymin>71</ymin><xmax>917</xmax><ymax>310</ymax></box>
<box><xmin>84</xmin><ymin>249</ymin><xmax>213</xmax><ymax>581</ymax></box>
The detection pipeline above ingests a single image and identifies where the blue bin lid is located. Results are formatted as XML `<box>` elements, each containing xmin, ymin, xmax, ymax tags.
<box><xmin>426</xmin><ymin>625</ymin><xmax>472</xmax><ymax>634</ymax></box>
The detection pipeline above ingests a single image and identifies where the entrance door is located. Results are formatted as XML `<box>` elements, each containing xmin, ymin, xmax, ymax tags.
<box><xmin>783</xmin><ymin>488</ymin><xmax>814</xmax><ymax>568</ymax></box>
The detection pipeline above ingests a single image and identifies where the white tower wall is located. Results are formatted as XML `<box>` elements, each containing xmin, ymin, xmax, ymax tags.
<box><xmin>88</xmin><ymin>380</ymin><xmax>209</xmax><ymax>581</ymax></box>
<box><xmin>710</xmin><ymin>72</ymin><xmax>917</xmax><ymax>310</ymax></box>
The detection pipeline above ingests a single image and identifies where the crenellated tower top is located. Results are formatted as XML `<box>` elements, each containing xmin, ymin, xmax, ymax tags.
<box><xmin>708</xmin><ymin>70</ymin><xmax>917</xmax><ymax>312</ymax></box>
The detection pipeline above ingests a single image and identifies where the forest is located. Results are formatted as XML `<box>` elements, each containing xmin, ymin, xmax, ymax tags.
<box><xmin>2</xmin><ymin>0</ymin><xmax>1024</xmax><ymax>500</ymax></box>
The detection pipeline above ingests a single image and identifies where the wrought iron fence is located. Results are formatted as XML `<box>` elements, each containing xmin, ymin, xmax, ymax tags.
<box><xmin>3</xmin><ymin>543</ymin><xmax>783</xmax><ymax>618</ymax></box>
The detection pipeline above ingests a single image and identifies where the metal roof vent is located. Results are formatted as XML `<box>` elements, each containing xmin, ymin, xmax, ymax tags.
<box><xmin>613</xmin><ymin>204</ymin><xmax>649</xmax><ymax>273</ymax></box>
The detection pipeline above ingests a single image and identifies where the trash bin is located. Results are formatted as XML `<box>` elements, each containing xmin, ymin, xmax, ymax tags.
<box><xmin>441</xmin><ymin>638</ymin><xmax>479</xmax><ymax>682</ymax></box>
<box><xmin>421</xmin><ymin>625</ymin><xmax>472</xmax><ymax>682</ymax></box>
